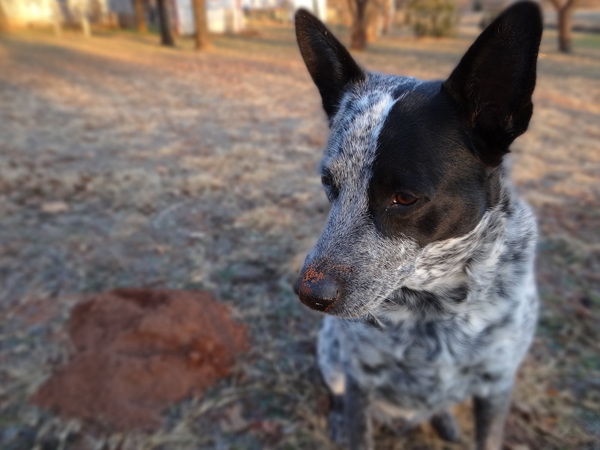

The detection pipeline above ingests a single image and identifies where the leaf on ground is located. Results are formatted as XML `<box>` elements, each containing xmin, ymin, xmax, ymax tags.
<box><xmin>41</xmin><ymin>201</ymin><xmax>69</xmax><ymax>214</ymax></box>
<box><xmin>249</xmin><ymin>419</ymin><xmax>282</xmax><ymax>444</ymax></box>
<box><xmin>219</xmin><ymin>404</ymin><xmax>250</xmax><ymax>433</ymax></box>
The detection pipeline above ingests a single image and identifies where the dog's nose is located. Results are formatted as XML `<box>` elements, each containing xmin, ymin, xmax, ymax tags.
<box><xmin>293</xmin><ymin>269</ymin><xmax>340</xmax><ymax>312</ymax></box>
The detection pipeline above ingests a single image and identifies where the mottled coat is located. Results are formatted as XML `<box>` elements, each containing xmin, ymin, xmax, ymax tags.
<box><xmin>293</xmin><ymin>3</ymin><xmax>543</xmax><ymax>450</ymax></box>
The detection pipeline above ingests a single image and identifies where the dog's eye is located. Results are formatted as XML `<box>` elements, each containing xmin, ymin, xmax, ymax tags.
<box><xmin>321</xmin><ymin>175</ymin><xmax>333</xmax><ymax>187</ymax></box>
<box><xmin>393</xmin><ymin>193</ymin><xmax>418</xmax><ymax>206</ymax></box>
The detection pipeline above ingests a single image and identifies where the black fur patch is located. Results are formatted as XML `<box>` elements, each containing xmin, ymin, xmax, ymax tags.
<box><xmin>368</xmin><ymin>83</ymin><xmax>494</xmax><ymax>247</ymax></box>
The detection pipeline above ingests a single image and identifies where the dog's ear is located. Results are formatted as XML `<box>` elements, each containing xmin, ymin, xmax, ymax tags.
<box><xmin>443</xmin><ymin>1</ymin><xmax>542</xmax><ymax>166</ymax></box>
<box><xmin>295</xmin><ymin>9</ymin><xmax>365</xmax><ymax>119</ymax></box>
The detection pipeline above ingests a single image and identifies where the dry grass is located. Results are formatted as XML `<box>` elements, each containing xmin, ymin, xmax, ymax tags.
<box><xmin>0</xmin><ymin>20</ymin><xmax>599</xmax><ymax>450</ymax></box>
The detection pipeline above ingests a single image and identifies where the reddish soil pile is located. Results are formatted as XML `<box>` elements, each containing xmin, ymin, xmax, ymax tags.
<box><xmin>31</xmin><ymin>289</ymin><xmax>248</xmax><ymax>431</ymax></box>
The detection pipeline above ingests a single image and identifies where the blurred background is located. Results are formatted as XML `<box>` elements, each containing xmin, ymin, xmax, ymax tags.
<box><xmin>0</xmin><ymin>0</ymin><xmax>599</xmax><ymax>448</ymax></box>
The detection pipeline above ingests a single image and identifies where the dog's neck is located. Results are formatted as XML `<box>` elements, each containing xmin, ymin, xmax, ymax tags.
<box><xmin>373</xmin><ymin>167</ymin><xmax>522</xmax><ymax>324</ymax></box>
<box><xmin>412</xmin><ymin>185</ymin><xmax>510</xmax><ymax>291</ymax></box>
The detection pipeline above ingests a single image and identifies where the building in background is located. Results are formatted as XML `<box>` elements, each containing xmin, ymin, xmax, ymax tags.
<box><xmin>7</xmin><ymin>0</ymin><xmax>597</xmax><ymax>36</ymax></box>
<box><xmin>175</xmin><ymin>0</ymin><xmax>244</xmax><ymax>34</ymax></box>
<box><xmin>0</xmin><ymin>0</ymin><xmax>58</xmax><ymax>26</ymax></box>
<box><xmin>106</xmin><ymin>0</ymin><xmax>245</xmax><ymax>33</ymax></box>
<box><xmin>1</xmin><ymin>0</ymin><xmax>325</xmax><ymax>31</ymax></box>
<box><xmin>287</xmin><ymin>0</ymin><xmax>326</xmax><ymax>22</ymax></box>
<box><xmin>0</xmin><ymin>0</ymin><xmax>107</xmax><ymax>27</ymax></box>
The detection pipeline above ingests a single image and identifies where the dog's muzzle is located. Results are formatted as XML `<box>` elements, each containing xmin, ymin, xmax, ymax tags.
<box><xmin>293</xmin><ymin>264</ymin><xmax>343</xmax><ymax>312</ymax></box>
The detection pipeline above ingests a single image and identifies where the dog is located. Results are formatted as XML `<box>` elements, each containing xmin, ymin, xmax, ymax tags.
<box><xmin>292</xmin><ymin>3</ymin><xmax>542</xmax><ymax>449</ymax></box>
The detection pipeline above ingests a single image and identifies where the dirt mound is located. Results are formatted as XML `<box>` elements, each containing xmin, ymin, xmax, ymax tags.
<box><xmin>31</xmin><ymin>289</ymin><xmax>248</xmax><ymax>431</ymax></box>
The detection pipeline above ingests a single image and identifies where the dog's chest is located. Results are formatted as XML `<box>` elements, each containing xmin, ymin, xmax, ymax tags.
<box><xmin>329</xmin><ymin>290</ymin><xmax>536</xmax><ymax>416</ymax></box>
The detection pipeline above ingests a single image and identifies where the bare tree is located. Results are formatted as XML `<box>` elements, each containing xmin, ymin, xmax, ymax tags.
<box><xmin>192</xmin><ymin>0</ymin><xmax>210</xmax><ymax>50</ymax></box>
<box><xmin>548</xmin><ymin>0</ymin><xmax>578</xmax><ymax>53</ymax></box>
<box><xmin>51</xmin><ymin>0</ymin><xmax>63</xmax><ymax>36</ymax></box>
<box><xmin>133</xmin><ymin>0</ymin><xmax>147</xmax><ymax>32</ymax></box>
<box><xmin>81</xmin><ymin>15</ymin><xmax>91</xmax><ymax>36</ymax></box>
<box><xmin>0</xmin><ymin>1</ymin><xmax>8</xmax><ymax>32</ymax></box>
<box><xmin>157</xmin><ymin>0</ymin><xmax>175</xmax><ymax>46</ymax></box>
<box><xmin>381</xmin><ymin>0</ymin><xmax>395</xmax><ymax>35</ymax></box>
<box><xmin>348</xmin><ymin>0</ymin><xmax>369</xmax><ymax>50</ymax></box>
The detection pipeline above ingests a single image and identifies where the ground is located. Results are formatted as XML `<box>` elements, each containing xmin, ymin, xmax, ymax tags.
<box><xmin>0</xmin><ymin>19</ymin><xmax>599</xmax><ymax>450</ymax></box>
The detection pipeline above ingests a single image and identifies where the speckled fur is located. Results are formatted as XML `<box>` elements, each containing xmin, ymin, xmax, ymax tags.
<box><xmin>298</xmin><ymin>72</ymin><xmax>541</xmax><ymax>450</ymax></box>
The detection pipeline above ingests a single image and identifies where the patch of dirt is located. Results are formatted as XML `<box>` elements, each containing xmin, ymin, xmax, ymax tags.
<box><xmin>30</xmin><ymin>289</ymin><xmax>248</xmax><ymax>431</ymax></box>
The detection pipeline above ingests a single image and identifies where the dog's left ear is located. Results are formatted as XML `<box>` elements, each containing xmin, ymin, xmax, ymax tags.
<box><xmin>295</xmin><ymin>9</ymin><xmax>365</xmax><ymax>119</ymax></box>
<box><xmin>443</xmin><ymin>1</ymin><xmax>542</xmax><ymax>166</ymax></box>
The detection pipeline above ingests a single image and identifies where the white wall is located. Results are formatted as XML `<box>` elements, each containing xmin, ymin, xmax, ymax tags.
<box><xmin>175</xmin><ymin>0</ymin><xmax>244</xmax><ymax>34</ymax></box>
<box><xmin>291</xmin><ymin>0</ymin><xmax>325</xmax><ymax>22</ymax></box>
<box><xmin>0</xmin><ymin>0</ymin><xmax>57</xmax><ymax>24</ymax></box>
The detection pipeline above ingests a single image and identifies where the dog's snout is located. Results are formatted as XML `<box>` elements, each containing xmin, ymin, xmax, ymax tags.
<box><xmin>294</xmin><ymin>268</ymin><xmax>340</xmax><ymax>312</ymax></box>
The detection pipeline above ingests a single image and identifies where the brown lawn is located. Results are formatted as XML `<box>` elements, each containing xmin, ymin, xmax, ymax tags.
<box><xmin>0</xmin><ymin>19</ymin><xmax>599</xmax><ymax>450</ymax></box>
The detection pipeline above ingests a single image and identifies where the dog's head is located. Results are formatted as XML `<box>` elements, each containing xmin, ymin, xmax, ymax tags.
<box><xmin>293</xmin><ymin>3</ymin><xmax>542</xmax><ymax>319</ymax></box>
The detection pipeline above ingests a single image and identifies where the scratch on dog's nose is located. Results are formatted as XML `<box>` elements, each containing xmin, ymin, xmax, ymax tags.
<box><xmin>303</xmin><ymin>266</ymin><xmax>325</xmax><ymax>283</ymax></box>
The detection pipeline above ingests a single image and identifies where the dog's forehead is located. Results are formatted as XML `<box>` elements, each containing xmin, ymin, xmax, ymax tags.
<box><xmin>321</xmin><ymin>74</ymin><xmax>423</xmax><ymax>182</ymax></box>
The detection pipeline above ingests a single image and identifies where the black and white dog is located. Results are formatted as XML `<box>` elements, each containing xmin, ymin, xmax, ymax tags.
<box><xmin>293</xmin><ymin>3</ymin><xmax>542</xmax><ymax>449</ymax></box>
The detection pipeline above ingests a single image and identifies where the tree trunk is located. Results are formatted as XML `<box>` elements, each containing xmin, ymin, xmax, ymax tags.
<box><xmin>557</xmin><ymin>5</ymin><xmax>573</xmax><ymax>53</ymax></box>
<box><xmin>192</xmin><ymin>0</ymin><xmax>210</xmax><ymax>50</ymax></box>
<box><xmin>157</xmin><ymin>0</ymin><xmax>175</xmax><ymax>46</ymax></box>
<box><xmin>51</xmin><ymin>0</ymin><xmax>62</xmax><ymax>36</ymax></box>
<box><xmin>549</xmin><ymin>0</ymin><xmax>577</xmax><ymax>53</ymax></box>
<box><xmin>0</xmin><ymin>0</ymin><xmax>9</xmax><ymax>32</ymax></box>
<box><xmin>81</xmin><ymin>15</ymin><xmax>91</xmax><ymax>37</ymax></box>
<box><xmin>349</xmin><ymin>0</ymin><xmax>368</xmax><ymax>50</ymax></box>
<box><xmin>381</xmin><ymin>0</ymin><xmax>394</xmax><ymax>35</ymax></box>
<box><xmin>133</xmin><ymin>0</ymin><xmax>147</xmax><ymax>32</ymax></box>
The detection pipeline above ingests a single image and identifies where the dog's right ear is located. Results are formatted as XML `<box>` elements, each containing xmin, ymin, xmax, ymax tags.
<box><xmin>295</xmin><ymin>9</ymin><xmax>365</xmax><ymax>119</ymax></box>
